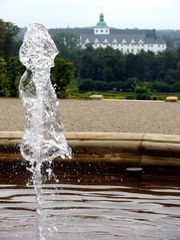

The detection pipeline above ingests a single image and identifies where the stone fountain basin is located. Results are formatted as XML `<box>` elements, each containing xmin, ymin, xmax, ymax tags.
<box><xmin>0</xmin><ymin>131</ymin><xmax>180</xmax><ymax>167</ymax></box>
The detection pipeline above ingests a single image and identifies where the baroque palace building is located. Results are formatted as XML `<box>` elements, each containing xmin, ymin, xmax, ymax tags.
<box><xmin>57</xmin><ymin>13</ymin><xmax>167</xmax><ymax>54</ymax></box>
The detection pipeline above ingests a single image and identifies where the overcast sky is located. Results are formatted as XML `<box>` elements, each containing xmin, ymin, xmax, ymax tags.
<box><xmin>0</xmin><ymin>0</ymin><xmax>179</xmax><ymax>30</ymax></box>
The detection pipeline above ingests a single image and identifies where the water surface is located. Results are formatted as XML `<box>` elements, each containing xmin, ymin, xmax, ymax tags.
<box><xmin>0</xmin><ymin>169</ymin><xmax>180</xmax><ymax>240</ymax></box>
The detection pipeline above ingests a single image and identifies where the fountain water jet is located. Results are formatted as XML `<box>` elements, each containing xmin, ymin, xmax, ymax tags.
<box><xmin>19</xmin><ymin>23</ymin><xmax>71</xmax><ymax>240</ymax></box>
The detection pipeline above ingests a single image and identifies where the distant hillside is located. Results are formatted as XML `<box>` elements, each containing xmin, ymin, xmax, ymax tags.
<box><xmin>157</xmin><ymin>30</ymin><xmax>180</xmax><ymax>38</ymax></box>
<box><xmin>17</xmin><ymin>27</ymin><xmax>27</xmax><ymax>39</ymax></box>
<box><xmin>157</xmin><ymin>30</ymin><xmax>180</xmax><ymax>48</ymax></box>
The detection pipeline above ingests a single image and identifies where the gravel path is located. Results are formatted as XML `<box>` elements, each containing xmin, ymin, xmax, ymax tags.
<box><xmin>0</xmin><ymin>98</ymin><xmax>180</xmax><ymax>135</ymax></box>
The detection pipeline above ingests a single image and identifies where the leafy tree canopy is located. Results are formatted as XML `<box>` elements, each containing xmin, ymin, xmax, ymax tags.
<box><xmin>51</xmin><ymin>57</ymin><xmax>75</xmax><ymax>98</ymax></box>
<box><xmin>0</xmin><ymin>19</ymin><xmax>19</xmax><ymax>58</ymax></box>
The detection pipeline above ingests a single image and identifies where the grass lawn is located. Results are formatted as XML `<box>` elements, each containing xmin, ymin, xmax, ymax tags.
<box><xmin>68</xmin><ymin>91</ymin><xmax>180</xmax><ymax>100</ymax></box>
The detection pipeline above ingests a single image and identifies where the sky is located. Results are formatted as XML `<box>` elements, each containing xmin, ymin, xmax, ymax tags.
<box><xmin>0</xmin><ymin>0</ymin><xmax>179</xmax><ymax>30</ymax></box>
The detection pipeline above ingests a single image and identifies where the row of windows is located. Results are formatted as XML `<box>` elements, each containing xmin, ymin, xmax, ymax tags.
<box><xmin>85</xmin><ymin>40</ymin><xmax>165</xmax><ymax>48</ymax></box>
<box><xmin>110</xmin><ymin>43</ymin><xmax>148</xmax><ymax>47</ymax></box>
<box><xmin>95</xmin><ymin>29</ymin><xmax>109</xmax><ymax>33</ymax></box>
<box><xmin>82</xmin><ymin>45</ymin><xmax>165</xmax><ymax>53</ymax></box>
<box><xmin>92</xmin><ymin>43</ymin><xmax>164</xmax><ymax>48</ymax></box>
<box><xmin>92</xmin><ymin>46</ymin><xmax>163</xmax><ymax>54</ymax></box>
<box><xmin>89</xmin><ymin>41</ymin><xmax>145</xmax><ymax>45</ymax></box>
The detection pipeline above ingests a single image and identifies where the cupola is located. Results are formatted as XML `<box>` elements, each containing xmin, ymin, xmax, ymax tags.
<box><xmin>94</xmin><ymin>12</ymin><xmax>110</xmax><ymax>35</ymax></box>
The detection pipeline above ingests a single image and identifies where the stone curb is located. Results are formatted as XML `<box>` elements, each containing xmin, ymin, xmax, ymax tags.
<box><xmin>0</xmin><ymin>131</ymin><xmax>180</xmax><ymax>166</ymax></box>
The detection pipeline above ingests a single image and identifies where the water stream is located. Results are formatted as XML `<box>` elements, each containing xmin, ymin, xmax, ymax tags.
<box><xmin>19</xmin><ymin>23</ymin><xmax>71</xmax><ymax>239</ymax></box>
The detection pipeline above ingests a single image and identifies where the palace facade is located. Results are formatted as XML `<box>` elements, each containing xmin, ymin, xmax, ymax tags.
<box><xmin>57</xmin><ymin>13</ymin><xmax>167</xmax><ymax>54</ymax></box>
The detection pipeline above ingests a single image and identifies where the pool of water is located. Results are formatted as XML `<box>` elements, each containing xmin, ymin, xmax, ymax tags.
<box><xmin>0</xmin><ymin>163</ymin><xmax>180</xmax><ymax>240</ymax></box>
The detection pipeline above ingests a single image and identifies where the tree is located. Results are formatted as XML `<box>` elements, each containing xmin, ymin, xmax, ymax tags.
<box><xmin>177</xmin><ymin>61</ymin><xmax>180</xmax><ymax>80</ymax></box>
<box><xmin>0</xmin><ymin>21</ymin><xmax>4</xmax><ymax>56</ymax></box>
<box><xmin>0</xmin><ymin>19</ymin><xmax>19</xmax><ymax>58</ymax></box>
<box><xmin>100</xmin><ymin>47</ymin><xmax>124</xmax><ymax>82</ymax></box>
<box><xmin>0</xmin><ymin>57</ymin><xmax>9</xmax><ymax>96</ymax></box>
<box><xmin>6</xmin><ymin>57</ymin><xmax>24</xmax><ymax>96</ymax></box>
<box><xmin>80</xmin><ymin>44</ymin><xmax>96</xmax><ymax>79</ymax></box>
<box><xmin>165</xmin><ymin>69</ymin><xmax>178</xmax><ymax>84</ymax></box>
<box><xmin>78</xmin><ymin>79</ymin><xmax>95</xmax><ymax>91</ymax></box>
<box><xmin>0</xmin><ymin>57</ymin><xmax>24</xmax><ymax>97</ymax></box>
<box><xmin>152</xmin><ymin>81</ymin><xmax>171</xmax><ymax>93</ymax></box>
<box><xmin>123</xmin><ymin>77</ymin><xmax>138</xmax><ymax>92</ymax></box>
<box><xmin>162</xmin><ymin>34</ymin><xmax>174</xmax><ymax>49</ymax></box>
<box><xmin>163</xmin><ymin>50</ymin><xmax>176</xmax><ymax>72</ymax></box>
<box><xmin>78</xmin><ymin>78</ymin><xmax>110</xmax><ymax>91</ymax></box>
<box><xmin>134</xmin><ymin>82</ymin><xmax>154</xmax><ymax>100</ymax></box>
<box><xmin>52</xmin><ymin>32</ymin><xmax>79</xmax><ymax>59</ymax></box>
<box><xmin>52</xmin><ymin>57</ymin><xmax>75</xmax><ymax>98</ymax></box>
<box><xmin>171</xmin><ymin>81</ymin><xmax>180</xmax><ymax>92</ymax></box>
<box><xmin>124</xmin><ymin>53</ymin><xmax>137</xmax><ymax>79</ymax></box>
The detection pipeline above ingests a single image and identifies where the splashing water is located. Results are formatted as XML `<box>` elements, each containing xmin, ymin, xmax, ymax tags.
<box><xmin>19</xmin><ymin>23</ymin><xmax>72</xmax><ymax>240</ymax></box>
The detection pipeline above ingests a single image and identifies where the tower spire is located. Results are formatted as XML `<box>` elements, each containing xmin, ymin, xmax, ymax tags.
<box><xmin>94</xmin><ymin>10</ymin><xmax>109</xmax><ymax>35</ymax></box>
<box><xmin>100</xmin><ymin>12</ymin><xmax>104</xmax><ymax>22</ymax></box>
<box><xmin>100</xmin><ymin>6</ymin><xmax>103</xmax><ymax>13</ymax></box>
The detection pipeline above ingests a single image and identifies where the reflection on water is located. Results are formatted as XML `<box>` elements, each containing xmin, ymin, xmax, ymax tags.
<box><xmin>0</xmin><ymin>169</ymin><xmax>180</xmax><ymax>240</ymax></box>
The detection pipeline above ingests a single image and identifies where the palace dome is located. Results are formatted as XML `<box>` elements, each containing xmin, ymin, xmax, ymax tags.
<box><xmin>96</xmin><ymin>13</ymin><xmax>108</xmax><ymax>28</ymax></box>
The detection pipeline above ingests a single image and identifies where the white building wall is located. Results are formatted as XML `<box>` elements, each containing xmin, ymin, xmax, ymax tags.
<box><xmin>81</xmin><ymin>40</ymin><xmax>166</xmax><ymax>55</ymax></box>
<box><xmin>94</xmin><ymin>28</ymin><xmax>110</xmax><ymax>34</ymax></box>
<box><xmin>153</xmin><ymin>44</ymin><xmax>167</xmax><ymax>54</ymax></box>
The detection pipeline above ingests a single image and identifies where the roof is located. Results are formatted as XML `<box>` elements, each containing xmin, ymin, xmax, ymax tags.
<box><xmin>49</xmin><ymin>27</ymin><xmax>93</xmax><ymax>36</ymax></box>
<box><xmin>80</xmin><ymin>30</ymin><xmax>166</xmax><ymax>44</ymax></box>
<box><xmin>49</xmin><ymin>27</ymin><xmax>166</xmax><ymax>45</ymax></box>
<box><xmin>96</xmin><ymin>12</ymin><xmax>108</xmax><ymax>28</ymax></box>
<box><xmin>96</xmin><ymin>21</ymin><xmax>108</xmax><ymax>28</ymax></box>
